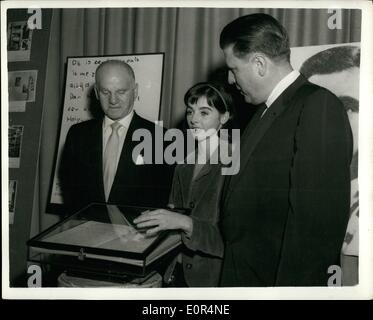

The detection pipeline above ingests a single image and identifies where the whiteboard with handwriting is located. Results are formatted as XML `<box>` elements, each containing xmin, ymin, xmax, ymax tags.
<box><xmin>49</xmin><ymin>53</ymin><xmax>164</xmax><ymax>206</ymax></box>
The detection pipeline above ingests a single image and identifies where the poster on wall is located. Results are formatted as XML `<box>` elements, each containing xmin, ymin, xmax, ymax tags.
<box><xmin>9</xmin><ymin>125</ymin><xmax>24</xmax><ymax>168</ymax></box>
<box><xmin>8</xmin><ymin>70</ymin><xmax>38</xmax><ymax>112</ymax></box>
<box><xmin>7</xmin><ymin>21</ymin><xmax>33</xmax><ymax>62</ymax></box>
<box><xmin>9</xmin><ymin>180</ymin><xmax>18</xmax><ymax>225</ymax></box>
<box><xmin>291</xmin><ymin>42</ymin><xmax>360</xmax><ymax>257</ymax></box>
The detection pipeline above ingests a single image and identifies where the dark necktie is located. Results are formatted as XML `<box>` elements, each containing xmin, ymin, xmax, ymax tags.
<box><xmin>220</xmin><ymin>102</ymin><xmax>267</xmax><ymax>206</ymax></box>
<box><xmin>243</xmin><ymin>103</ymin><xmax>268</xmax><ymax>138</ymax></box>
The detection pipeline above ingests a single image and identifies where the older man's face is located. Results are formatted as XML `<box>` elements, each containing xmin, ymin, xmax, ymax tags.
<box><xmin>95</xmin><ymin>64</ymin><xmax>138</xmax><ymax>120</ymax></box>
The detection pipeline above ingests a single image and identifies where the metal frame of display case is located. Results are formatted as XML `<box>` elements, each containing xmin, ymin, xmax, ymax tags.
<box><xmin>27</xmin><ymin>203</ymin><xmax>184</xmax><ymax>279</ymax></box>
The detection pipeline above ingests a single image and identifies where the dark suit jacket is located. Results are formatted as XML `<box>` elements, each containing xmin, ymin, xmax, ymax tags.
<box><xmin>168</xmin><ymin>150</ymin><xmax>228</xmax><ymax>287</ymax></box>
<box><xmin>220</xmin><ymin>75</ymin><xmax>353</xmax><ymax>286</ymax></box>
<box><xmin>59</xmin><ymin>112</ymin><xmax>174</xmax><ymax>213</ymax></box>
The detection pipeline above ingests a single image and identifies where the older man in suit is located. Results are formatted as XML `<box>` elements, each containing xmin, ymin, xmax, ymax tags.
<box><xmin>60</xmin><ymin>60</ymin><xmax>174</xmax><ymax>213</ymax></box>
<box><xmin>219</xmin><ymin>13</ymin><xmax>352</xmax><ymax>286</ymax></box>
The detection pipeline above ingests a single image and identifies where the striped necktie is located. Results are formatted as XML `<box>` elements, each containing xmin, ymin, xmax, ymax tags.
<box><xmin>103</xmin><ymin>122</ymin><xmax>122</xmax><ymax>201</ymax></box>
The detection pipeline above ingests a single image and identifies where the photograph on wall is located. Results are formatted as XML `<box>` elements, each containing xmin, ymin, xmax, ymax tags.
<box><xmin>9</xmin><ymin>180</ymin><xmax>18</xmax><ymax>225</ymax></box>
<box><xmin>291</xmin><ymin>43</ymin><xmax>360</xmax><ymax>268</ymax></box>
<box><xmin>9</xmin><ymin>125</ymin><xmax>24</xmax><ymax>168</ymax></box>
<box><xmin>8</xmin><ymin>70</ymin><xmax>38</xmax><ymax>112</ymax></box>
<box><xmin>7</xmin><ymin>20</ymin><xmax>33</xmax><ymax>62</ymax></box>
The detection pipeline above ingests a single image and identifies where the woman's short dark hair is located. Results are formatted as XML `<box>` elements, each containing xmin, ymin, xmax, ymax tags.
<box><xmin>219</xmin><ymin>13</ymin><xmax>290</xmax><ymax>62</ymax></box>
<box><xmin>184</xmin><ymin>82</ymin><xmax>235</xmax><ymax>123</ymax></box>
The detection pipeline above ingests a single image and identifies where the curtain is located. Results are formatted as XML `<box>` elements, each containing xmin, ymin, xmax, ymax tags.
<box><xmin>36</xmin><ymin>7</ymin><xmax>361</xmax><ymax>231</ymax></box>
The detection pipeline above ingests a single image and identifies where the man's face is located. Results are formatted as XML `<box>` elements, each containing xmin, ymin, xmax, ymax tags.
<box><xmin>95</xmin><ymin>65</ymin><xmax>138</xmax><ymax>120</ymax></box>
<box><xmin>223</xmin><ymin>45</ymin><xmax>262</xmax><ymax>105</ymax></box>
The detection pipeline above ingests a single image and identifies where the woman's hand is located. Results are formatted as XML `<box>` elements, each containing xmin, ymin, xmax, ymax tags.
<box><xmin>133</xmin><ymin>209</ymin><xmax>193</xmax><ymax>237</ymax></box>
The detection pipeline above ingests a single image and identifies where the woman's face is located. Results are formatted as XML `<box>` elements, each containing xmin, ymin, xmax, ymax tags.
<box><xmin>186</xmin><ymin>96</ymin><xmax>228</xmax><ymax>141</ymax></box>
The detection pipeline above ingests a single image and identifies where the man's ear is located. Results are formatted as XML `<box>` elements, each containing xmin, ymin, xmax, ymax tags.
<box><xmin>134</xmin><ymin>83</ymin><xmax>139</xmax><ymax>100</ymax></box>
<box><xmin>251</xmin><ymin>53</ymin><xmax>267</xmax><ymax>77</ymax></box>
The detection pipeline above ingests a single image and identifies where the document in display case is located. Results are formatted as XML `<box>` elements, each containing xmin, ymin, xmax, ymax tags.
<box><xmin>27</xmin><ymin>203</ymin><xmax>182</xmax><ymax>277</ymax></box>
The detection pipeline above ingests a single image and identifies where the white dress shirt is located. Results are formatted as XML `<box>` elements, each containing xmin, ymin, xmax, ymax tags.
<box><xmin>261</xmin><ymin>70</ymin><xmax>300</xmax><ymax>117</ymax></box>
<box><xmin>102</xmin><ymin>110</ymin><xmax>134</xmax><ymax>167</ymax></box>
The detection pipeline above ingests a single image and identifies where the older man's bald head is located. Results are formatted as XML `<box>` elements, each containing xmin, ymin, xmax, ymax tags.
<box><xmin>95</xmin><ymin>60</ymin><xmax>136</xmax><ymax>85</ymax></box>
<box><xmin>94</xmin><ymin>60</ymin><xmax>138</xmax><ymax>120</ymax></box>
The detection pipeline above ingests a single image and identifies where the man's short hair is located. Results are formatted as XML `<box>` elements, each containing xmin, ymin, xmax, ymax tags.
<box><xmin>95</xmin><ymin>59</ymin><xmax>136</xmax><ymax>84</ymax></box>
<box><xmin>300</xmin><ymin>45</ymin><xmax>360</xmax><ymax>113</ymax></box>
<box><xmin>219</xmin><ymin>13</ymin><xmax>290</xmax><ymax>62</ymax></box>
<box><xmin>300</xmin><ymin>46</ymin><xmax>360</xmax><ymax>79</ymax></box>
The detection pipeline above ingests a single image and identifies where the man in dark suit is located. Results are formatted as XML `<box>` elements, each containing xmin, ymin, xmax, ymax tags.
<box><xmin>60</xmin><ymin>60</ymin><xmax>174</xmax><ymax>213</ymax></box>
<box><xmin>219</xmin><ymin>14</ymin><xmax>353</xmax><ymax>286</ymax></box>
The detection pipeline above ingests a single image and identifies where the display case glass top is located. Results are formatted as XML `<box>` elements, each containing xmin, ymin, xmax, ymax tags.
<box><xmin>28</xmin><ymin>203</ymin><xmax>181</xmax><ymax>266</ymax></box>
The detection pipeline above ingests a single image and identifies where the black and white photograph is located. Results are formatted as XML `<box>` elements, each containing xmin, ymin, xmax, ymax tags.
<box><xmin>8</xmin><ymin>70</ymin><xmax>37</xmax><ymax>112</ymax></box>
<box><xmin>8</xmin><ymin>125</ymin><xmax>24</xmax><ymax>168</ymax></box>
<box><xmin>1</xmin><ymin>0</ymin><xmax>372</xmax><ymax>301</ymax></box>
<box><xmin>8</xmin><ymin>70</ymin><xmax>37</xmax><ymax>101</ymax></box>
<box><xmin>7</xmin><ymin>20</ymin><xmax>33</xmax><ymax>62</ymax></box>
<box><xmin>9</xmin><ymin>180</ymin><xmax>18</xmax><ymax>225</ymax></box>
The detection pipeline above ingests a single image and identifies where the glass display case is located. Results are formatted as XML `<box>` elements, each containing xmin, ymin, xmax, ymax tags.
<box><xmin>27</xmin><ymin>203</ymin><xmax>182</xmax><ymax>281</ymax></box>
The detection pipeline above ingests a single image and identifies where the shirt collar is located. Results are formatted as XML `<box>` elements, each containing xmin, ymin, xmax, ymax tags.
<box><xmin>266</xmin><ymin>70</ymin><xmax>300</xmax><ymax>107</ymax></box>
<box><xmin>182</xmin><ymin>131</ymin><xmax>221</xmax><ymax>165</ymax></box>
<box><xmin>103</xmin><ymin>110</ymin><xmax>134</xmax><ymax>131</ymax></box>
<box><xmin>197</xmin><ymin>131</ymin><xmax>220</xmax><ymax>160</ymax></box>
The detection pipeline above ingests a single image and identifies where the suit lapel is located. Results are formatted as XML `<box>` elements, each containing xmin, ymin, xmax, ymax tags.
<box><xmin>193</xmin><ymin>163</ymin><xmax>212</xmax><ymax>182</ymax></box>
<box><xmin>177</xmin><ymin>163</ymin><xmax>195</xmax><ymax>204</ymax></box>
<box><xmin>192</xmin><ymin>139</ymin><xmax>231</xmax><ymax>182</ymax></box>
<box><xmin>178</xmin><ymin>151</ymin><xmax>221</xmax><ymax>207</ymax></box>
<box><xmin>193</xmin><ymin>165</ymin><xmax>217</xmax><ymax>208</ymax></box>
<box><xmin>89</xmin><ymin>119</ymin><xmax>105</xmax><ymax>201</ymax></box>
<box><xmin>190</xmin><ymin>164</ymin><xmax>220</xmax><ymax>206</ymax></box>
<box><xmin>179</xmin><ymin>140</ymin><xmax>232</xmax><ymax>208</ymax></box>
<box><xmin>223</xmin><ymin>75</ymin><xmax>308</xmax><ymax>207</ymax></box>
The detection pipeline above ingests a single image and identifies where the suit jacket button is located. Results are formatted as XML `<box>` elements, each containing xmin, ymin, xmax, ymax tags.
<box><xmin>189</xmin><ymin>201</ymin><xmax>195</xmax><ymax>209</ymax></box>
<box><xmin>186</xmin><ymin>263</ymin><xmax>192</xmax><ymax>269</ymax></box>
